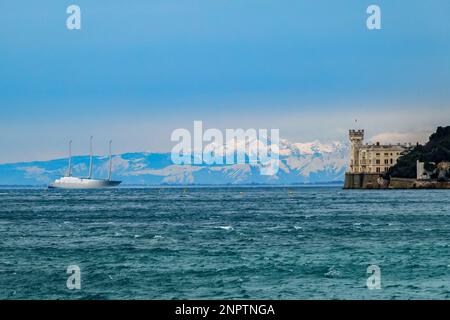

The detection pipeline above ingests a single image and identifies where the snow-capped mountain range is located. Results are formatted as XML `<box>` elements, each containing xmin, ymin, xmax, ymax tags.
<box><xmin>0</xmin><ymin>139</ymin><xmax>349</xmax><ymax>185</ymax></box>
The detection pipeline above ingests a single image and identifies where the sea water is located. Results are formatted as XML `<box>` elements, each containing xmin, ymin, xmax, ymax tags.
<box><xmin>0</xmin><ymin>187</ymin><xmax>449</xmax><ymax>299</ymax></box>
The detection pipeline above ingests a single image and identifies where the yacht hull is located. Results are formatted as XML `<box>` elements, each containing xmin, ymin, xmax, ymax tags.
<box><xmin>48</xmin><ymin>177</ymin><xmax>121</xmax><ymax>189</ymax></box>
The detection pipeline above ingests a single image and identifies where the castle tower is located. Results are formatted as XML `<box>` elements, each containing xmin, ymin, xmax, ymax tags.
<box><xmin>349</xmin><ymin>129</ymin><xmax>364</xmax><ymax>173</ymax></box>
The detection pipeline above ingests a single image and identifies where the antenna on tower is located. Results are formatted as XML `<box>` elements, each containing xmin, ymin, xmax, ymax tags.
<box><xmin>67</xmin><ymin>140</ymin><xmax>72</xmax><ymax>177</ymax></box>
<box><xmin>108</xmin><ymin>140</ymin><xmax>113</xmax><ymax>181</ymax></box>
<box><xmin>88</xmin><ymin>136</ymin><xmax>93</xmax><ymax>179</ymax></box>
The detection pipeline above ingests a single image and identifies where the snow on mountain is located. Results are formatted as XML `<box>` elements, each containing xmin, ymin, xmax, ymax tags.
<box><xmin>0</xmin><ymin>139</ymin><xmax>349</xmax><ymax>185</ymax></box>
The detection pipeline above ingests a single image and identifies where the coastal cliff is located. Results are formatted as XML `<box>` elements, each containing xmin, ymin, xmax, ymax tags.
<box><xmin>386</xmin><ymin>126</ymin><xmax>450</xmax><ymax>180</ymax></box>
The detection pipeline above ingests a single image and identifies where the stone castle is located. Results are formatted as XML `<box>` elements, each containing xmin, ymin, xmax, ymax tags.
<box><xmin>344</xmin><ymin>129</ymin><xmax>410</xmax><ymax>189</ymax></box>
<box><xmin>348</xmin><ymin>129</ymin><xmax>409</xmax><ymax>174</ymax></box>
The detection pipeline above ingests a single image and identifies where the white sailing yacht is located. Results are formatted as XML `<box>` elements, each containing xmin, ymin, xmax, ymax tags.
<box><xmin>49</xmin><ymin>137</ymin><xmax>121</xmax><ymax>189</ymax></box>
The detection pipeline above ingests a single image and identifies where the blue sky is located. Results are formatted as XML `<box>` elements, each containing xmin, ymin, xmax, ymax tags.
<box><xmin>1</xmin><ymin>0</ymin><xmax>450</xmax><ymax>162</ymax></box>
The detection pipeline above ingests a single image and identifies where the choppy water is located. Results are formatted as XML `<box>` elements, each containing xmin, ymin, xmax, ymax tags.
<box><xmin>0</xmin><ymin>187</ymin><xmax>449</xmax><ymax>299</ymax></box>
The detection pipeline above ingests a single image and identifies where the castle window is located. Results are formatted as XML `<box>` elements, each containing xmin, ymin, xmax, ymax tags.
<box><xmin>384</xmin><ymin>159</ymin><xmax>389</xmax><ymax>164</ymax></box>
<box><xmin>376</xmin><ymin>167</ymin><xmax>381</xmax><ymax>173</ymax></box>
<box><xmin>376</xmin><ymin>159</ymin><xmax>380</xmax><ymax>164</ymax></box>
<box><xmin>390</xmin><ymin>159</ymin><xmax>393</xmax><ymax>164</ymax></box>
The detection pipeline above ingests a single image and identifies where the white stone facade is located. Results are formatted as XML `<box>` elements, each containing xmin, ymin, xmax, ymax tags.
<box><xmin>348</xmin><ymin>129</ymin><xmax>409</xmax><ymax>174</ymax></box>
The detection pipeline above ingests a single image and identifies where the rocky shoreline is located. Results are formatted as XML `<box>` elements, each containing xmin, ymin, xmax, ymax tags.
<box><xmin>344</xmin><ymin>173</ymin><xmax>450</xmax><ymax>189</ymax></box>
<box><xmin>388</xmin><ymin>177</ymin><xmax>450</xmax><ymax>189</ymax></box>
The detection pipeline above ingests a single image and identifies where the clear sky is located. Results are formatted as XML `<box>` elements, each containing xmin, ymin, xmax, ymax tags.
<box><xmin>1</xmin><ymin>0</ymin><xmax>450</xmax><ymax>163</ymax></box>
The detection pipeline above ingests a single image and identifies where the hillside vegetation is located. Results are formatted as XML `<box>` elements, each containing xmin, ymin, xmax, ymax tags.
<box><xmin>387</xmin><ymin>126</ymin><xmax>450</xmax><ymax>179</ymax></box>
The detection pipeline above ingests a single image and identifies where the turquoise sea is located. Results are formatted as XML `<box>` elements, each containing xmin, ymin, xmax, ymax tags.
<box><xmin>0</xmin><ymin>187</ymin><xmax>449</xmax><ymax>299</ymax></box>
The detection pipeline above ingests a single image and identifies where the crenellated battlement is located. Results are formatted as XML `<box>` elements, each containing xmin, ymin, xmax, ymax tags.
<box><xmin>349</xmin><ymin>129</ymin><xmax>364</xmax><ymax>136</ymax></box>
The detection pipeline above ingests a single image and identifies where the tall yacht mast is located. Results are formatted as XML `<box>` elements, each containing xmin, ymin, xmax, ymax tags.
<box><xmin>88</xmin><ymin>136</ymin><xmax>93</xmax><ymax>179</ymax></box>
<box><xmin>108</xmin><ymin>140</ymin><xmax>113</xmax><ymax>181</ymax></box>
<box><xmin>67</xmin><ymin>140</ymin><xmax>72</xmax><ymax>177</ymax></box>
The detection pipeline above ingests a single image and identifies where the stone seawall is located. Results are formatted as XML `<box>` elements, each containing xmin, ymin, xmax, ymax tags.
<box><xmin>343</xmin><ymin>173</ymin><xmax>387</xmax><ymax>189</ymax></box>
